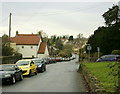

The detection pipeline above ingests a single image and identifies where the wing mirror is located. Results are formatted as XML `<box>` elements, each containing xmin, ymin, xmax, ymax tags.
<box><xmin>15</xmin><ymin>68</ymin><xmax>19</xmax><ymax>70</ymax></box>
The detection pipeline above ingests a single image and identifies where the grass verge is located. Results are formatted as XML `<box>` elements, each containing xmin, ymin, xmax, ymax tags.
<box><xmin>82</xmin><ymin>62</ymin><xmax>119</xmax><ymax>92</ymax></box>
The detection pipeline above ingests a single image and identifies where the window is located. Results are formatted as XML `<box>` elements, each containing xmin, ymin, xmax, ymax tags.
<box><xmin>22</xmin><ymin>46</ymin><xmax>24</xmax><ymax>48</ymax></box>
<box><xmin>31</xmin><ymin>46</ymin><xmax>33</xmax><ymax>48</ymax></box>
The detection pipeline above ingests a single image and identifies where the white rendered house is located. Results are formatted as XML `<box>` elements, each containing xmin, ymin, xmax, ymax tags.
<box><xmin>10</xmin><ymin>33</ymin><xmax>49</xmax><ymax>58</ymax></box>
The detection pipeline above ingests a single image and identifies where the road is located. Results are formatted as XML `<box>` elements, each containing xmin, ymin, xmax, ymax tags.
<box><xmin>2</xmin><ymin>58</ymin><xmax>87</xmax><ymax>92</ymax></box>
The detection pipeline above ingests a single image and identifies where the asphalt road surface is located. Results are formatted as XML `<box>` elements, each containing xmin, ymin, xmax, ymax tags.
<box><xmin>2</xmin><ymin>58</ymin><xmax>87</xmax><ymax>92</ymax></box>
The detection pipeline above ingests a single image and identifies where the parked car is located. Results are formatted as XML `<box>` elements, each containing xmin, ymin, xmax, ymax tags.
<box><xmin>55</xmin><ymin>57</ymin><xmax>63</xmax><ymax>62</ymax></box>
<box><xmin>32</xmin><ymin>58</ymin><xmax>46</xmax><ymax>72</ymax></box>
<box><xmin>70</xmin><ymin>56</ymin><xmax>74</xmax><ymax>60</ymax></box>
<box><xmin>43</xmin><ymin>57</ymin><xmax>50</xmax><ymax>64</ymax></box>
<box><xmin>72</xmin><ymin>55</ymin><xmax>76</xmax><ymax>59</ymax></box>
<box><xmin>96</xmin><ymin>54</ymin><xmax>120</xmax><ymax>62</ymax></box>
<box><xmin>64</xmin><ymin>57</ymin><xmax>70</xmax><ymax>61</ymax></box>
<box><xmin>49</xmin><ymin>57</ymin><xmax>55</xmax><ymax>63</ymax></box>
<box><xmin>51</xmin><ymin>57</ymin><xmax>57</xmax><ymax>63</ymax></box>
<box><xmin>16</xmin><ymin>59</ymin><xmax>37</xmax><ymax>76</ymax></box>
<box><xmin>0</xmin><ymin>64</ymin><xmax>23</xmax><ymax>84</ymax></box>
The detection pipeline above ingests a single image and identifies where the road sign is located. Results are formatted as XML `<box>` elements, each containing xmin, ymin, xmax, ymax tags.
<box><xmin>87</xmin><ymin>45</ymin><xmax>92</xmax><ymax>51</ymax></box>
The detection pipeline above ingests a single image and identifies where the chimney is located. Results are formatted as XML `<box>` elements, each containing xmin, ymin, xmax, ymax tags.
<box><xmin>38</xmin><ymin>31</ymin><xmax>43</xmax><ymax>42</ymax></box>
<box><xmin>16</xmin><ymin>31</ymin><xmax>19</xmax><ymax>36</ymax></box>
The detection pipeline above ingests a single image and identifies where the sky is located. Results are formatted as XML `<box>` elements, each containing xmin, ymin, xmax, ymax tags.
<box><xmin>0</xmin><ymin>0</ymin><xmax>120</xmax><ymax>38</ymax></box>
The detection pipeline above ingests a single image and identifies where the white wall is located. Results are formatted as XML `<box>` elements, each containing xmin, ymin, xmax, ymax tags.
<box><xmin>17</xmin><ymin>45</ymin><xmax>38</xmax><ymax>58</ymax></box>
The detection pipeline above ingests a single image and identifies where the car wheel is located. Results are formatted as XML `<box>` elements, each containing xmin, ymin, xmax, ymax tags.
<box><xmin>35</xmin><ymin>70</ymin><xmax>37</xmax><ymax>75</ymax></box>
<box><xmin>44</xmin><ymin>66</ymin><xmax>46</xmax><ymax>71</ymax></box>
<box><xmin>19</xmin><ymin>74</ymin><xmax>23</xmax><ymax>81</ymax></box>
<box><xmin>41</xmin><ymin>67</ymin><xmax>44</xmax><ymax>72</ymax></box>
<box><xmin>11</xmin><ymin>76</ymin><xmax>16</xmax><ymax>84</ymax></box>
<box><xmin>28</xmin><ymin>70</ymin><xmax>32</xmax><ymax>77</ymax></box>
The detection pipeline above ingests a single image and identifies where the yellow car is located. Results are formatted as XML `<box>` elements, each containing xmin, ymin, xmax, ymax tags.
<box><xmin>16</xmin><ymin>59</ymin><xmax>37</xmax><ymax>76</ymax></box>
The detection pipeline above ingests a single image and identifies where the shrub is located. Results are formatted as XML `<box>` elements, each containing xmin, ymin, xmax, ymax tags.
<box><xmin>111</xmin><ymin>50</ymin><xmax>120</xmax><ymax>55</ymax></box>
<box><xmin>92</xmin><ymin>52</ymin><xmax>103</xmax><ymax>61</ymax></box>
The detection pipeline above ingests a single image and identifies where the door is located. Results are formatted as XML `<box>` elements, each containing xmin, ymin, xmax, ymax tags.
<box><xmin>30</xmin><ymin>61</ymin><xmax>35</xmax><ymax>73</ymax></box>
<box><xmin>14</xmin><ymin>65</ymin><xmax>21</xmax><ymax>80</ymax></box>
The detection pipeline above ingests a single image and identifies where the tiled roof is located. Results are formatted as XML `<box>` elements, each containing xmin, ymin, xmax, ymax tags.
<box><xmin>38</xmin><ymin>42</ymin><xmax>47</xmax><ymax>54</ymax></box>
<box><xmin>10</xmin><ymin>34</ymin><xmax>40</xmax><ymax>45</ymax></box>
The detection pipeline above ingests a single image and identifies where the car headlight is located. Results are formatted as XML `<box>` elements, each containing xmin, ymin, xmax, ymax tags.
<box><xmin>38</xmin><ymin>64</ymin><xmax>42</xmax><ymax>67</ymax></box>
<box><xmin>4</xmin><ymin>74</ymin><xmax>11</xmax><ymax>78</ymax></box>
<box><xmin>24</xmin><ymin>66</ymin><xmax>29</xmax><ymax>69</ymax></box>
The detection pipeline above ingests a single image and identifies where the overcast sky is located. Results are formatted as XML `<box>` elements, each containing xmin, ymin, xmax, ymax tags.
<box><xmin>0</xmin><ymin>0</ymin><xmax>119</xmax><ymax>38</ymax></box>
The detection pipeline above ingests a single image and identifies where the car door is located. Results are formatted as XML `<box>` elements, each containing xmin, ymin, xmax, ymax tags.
<box><xmin>30</xmin><ymin>61</ymin><xmax>35</xmax><ymax>73</ymax></box>
<box><xmin>14</xmin><ymin>65</ymin><xmax>21</xmax><ymax>80</ymax></box>
<box><xmin>32</xmin><ymin>61</ymin><xmax>36</xmax><ymax>72</ymax></box>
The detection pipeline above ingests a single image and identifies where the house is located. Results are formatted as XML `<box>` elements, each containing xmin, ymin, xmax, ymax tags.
<box><xmin>37</xmin><ymin>42</ymin><xmax>49</xmax><ymax>58</ymax></box>
<box><xmin>10</xmin><ymin>32</ymin><xmax>49</xmax><ymax>58</ymax></box>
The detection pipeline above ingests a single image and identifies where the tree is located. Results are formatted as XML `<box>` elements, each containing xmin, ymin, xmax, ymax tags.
<box><xmin>63</xmin><ymin>36</ymin><xmax>66</xmax><ymax>39</ymax></box>
<box><xmin>53</xmin><ymin>35</ymin><xmax>57</xmax><ymax>43</ymax></box>
<box><xmin>55</xmin><ymin>39</ymin><xmax>63</xmax><ymax>50</ymax></box>
<box><xmin>87</xmin><ymin>4</ymin><xmax>120</xmax><ymax>55</ymax></box>
<box><xmin>68</xmin><ymin>36</ymin><xmax>73</xmax><ymax>41</ymax></box>
<box><xmin>2</xmin><ymin>34</ymin><xmax>14</xmax><ymax>56</ymax></box>
<box><xmin>102</xmin><ymin>5</ymin><xmax>120</xmax><ymax>26</ymax></box>
<box><xmin>87</xmin><ymin>23</ymin><xmax>120</xmax><ymax>55</ymax></box>
<box><xmin>2</xmin><ymin>34</ymin><xmax>9</xmax><ymax>46</ymax></box>
<box><xmin>63</xmin><ymin>44</ymin><xmax>73</xmax><ymax>52</ymax></box>
<box><xmin>58</xmin><ymin>44</ymin><xmax>73</xmax><ymax>58</ymax></box>
<box><xmin>77</xmin><ymin>33</ymin><xmax>83</xmax><ymax>39</ymax></box>
<box><xmin>2</xmin><ymin>46</ymin><xmax>14</xmax><ymax>56</ymax></box>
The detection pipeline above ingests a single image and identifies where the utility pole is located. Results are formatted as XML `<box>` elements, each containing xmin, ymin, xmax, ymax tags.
<box><xmin>9</xmin><ymin>13</ymin><xmax>12</xmax><ymax>38</ymax></box>
<box><xmin>9</xmin><ymin>13</ymin><xmax>12</xmax><ymax>48</ymax></box>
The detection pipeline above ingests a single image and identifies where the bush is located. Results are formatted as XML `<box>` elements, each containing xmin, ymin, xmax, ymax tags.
<box><xmin>111</xmin><ymin>50</ymin><xmax>120</xmax><ymax>55</ymax></box>
<box><xmin>2</xmin><ymin>53</ymin><xmax>22</xmax><ymax>64</ymax></box>
<box><xmin>79</xmin><ymin>54</ymin><xmax>88</xmax><ymax>62</ymax></box>
<box><xmin>90</xmin><ymin>52</ymin><xmax>103</xmax><ymax>62</ymax></box>
<box><xmin>58</xmin><ymin>50</ymin><xmax>72</xmax><ymax>58</ymax></box>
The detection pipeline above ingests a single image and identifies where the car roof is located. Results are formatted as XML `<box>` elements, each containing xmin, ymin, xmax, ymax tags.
<box><xmin>103</xmin><ymin>54</ymin><xmax>119</xmax><ymax>56</ymax></box>
<box><xmin>17</xmin><ymin>59</ymin><xmax>32</xmax><ymax>61</ymax></box>
<box><xmin>101</xmin><ymin>54</ymin><xmax>120</xmax><ymax>58</ymax></box>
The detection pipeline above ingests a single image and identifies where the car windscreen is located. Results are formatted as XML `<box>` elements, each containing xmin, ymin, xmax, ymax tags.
<box><xmin>16</xmin><ymin>61</ymin><xmax>30</xmax><ymax>66</ymax></box>
<box><xmin>0</xmin><ymin>65</ymin><xmax>15</xmax><ymax>71</ymax></box>
<box><xmin>117</xmin><ymin>56</ymin><xmax>120</xmax><ymax>59</ymax></box>
<box><xmin>33</xmin><ymin>60</ymin><xmax>42</xmax><ymax>64</ymax></box>
<box><xmin>102</xmin><ymin>55</ymin><xmax>117</xmax><ymax>59</ymax></box>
